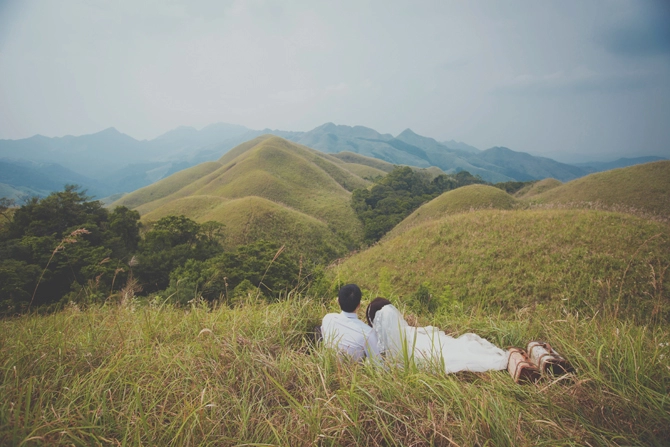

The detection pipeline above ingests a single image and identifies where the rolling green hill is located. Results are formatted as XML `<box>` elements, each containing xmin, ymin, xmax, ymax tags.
<box><xmin>113</xmin><ymin>136</ymin><xmax>371</xmax><ymax>259</ymax></box>
<box><xmin>330</xmin><ymin>151</ymin><xmax>445</xmax><ymax>180</ymax></box>
<box><xmin>330</xmin><ymin>151</ymin><xmax>396</xmax><ymax>172</ymax></box>
<box><xmin>514</xmin><ymin>178</ymin><xmax>562</xmax><ymax>198</ymax></box>
<box><xmin>526</xmin><ymin>160</ymin><xmax>670</xmax><ymax>218</ymax></box>
<box><xmin>336</xmin><ymin>208</ymin><xmax>670</xmax><ymax>321</ymax></box>
<box><xmin>113</xmin><ymin>162</ymin><xmax>224</xmax><ymax>209</ymax></box>
<box><xmin>142</xmin><ymin>195</ymin><xmax>347</xmax><ymax>259</ymax></box>
<box><xmin>386</xmin><ymin>184</ymin><xmax>519</xmax><ymax>238</ymax></box>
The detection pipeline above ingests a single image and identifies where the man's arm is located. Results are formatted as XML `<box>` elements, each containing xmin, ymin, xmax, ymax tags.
<box><xmin>321</xmin><ymin>313</ymin><xmax>340</xmax><ymax>348</ymax></box>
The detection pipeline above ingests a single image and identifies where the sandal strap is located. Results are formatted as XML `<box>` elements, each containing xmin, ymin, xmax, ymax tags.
<box><xmin>513</xmin><ymin>360</ymin><xmax>538</xmax><ymax>380</ymax></box>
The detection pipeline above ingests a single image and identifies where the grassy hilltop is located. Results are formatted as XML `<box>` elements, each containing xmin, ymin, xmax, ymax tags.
<box><xmin>2</xmin><ymin>154</ymin><xmax>670</xmax><ymax>445</ymax></box>
<box><xmin>514</xmin><ymin>177</ymin><xmax>562</xmax><ymax>198</ymax></box>
<box><xmin>386</xmin><ymin>184</ymin><xmax>520</xmax><ymax>239</ymax></box>
<box><xmin>386</xmin><ymin>160</ymin><xmax>670</xmax><ymax>240</ymax></box>
<box><xmin>113</xmin><ymin>136</ymin><xmax>385</xmax><ymax>259</ymax></box>
<box><xmin>527</xmin><ymin>160</ymin><xmax>670</xmax><ymax>219</ymax></box>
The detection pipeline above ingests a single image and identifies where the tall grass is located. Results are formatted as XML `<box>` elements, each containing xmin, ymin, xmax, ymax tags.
<box><xmin>2</xmin><ymin>297</ymin><xmax>668</xmax><ymax>446</ymax></box>
<box><xmin>337</xmin><ymin>209</ymin><xmax>670</xmax><ymax>324</ymax></box>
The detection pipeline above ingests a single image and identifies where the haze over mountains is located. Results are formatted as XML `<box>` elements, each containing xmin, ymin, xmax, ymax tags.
<box><xmin>0</xmin><ymin>123</ymin><xmax>664</xmax><ymax>200</ymax></box>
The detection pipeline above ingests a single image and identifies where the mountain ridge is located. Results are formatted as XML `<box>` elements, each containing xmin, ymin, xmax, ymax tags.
<box><xmin>1</xmin><ymin>122</ymin><xmax>663</xmax><ymax>201</ymax></box>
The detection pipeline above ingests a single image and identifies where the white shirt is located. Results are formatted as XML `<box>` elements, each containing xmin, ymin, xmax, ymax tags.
<box><xmin>321</xmin><ymin>311</ymin><xmax>381</xmax><ymax>361</ymax></box>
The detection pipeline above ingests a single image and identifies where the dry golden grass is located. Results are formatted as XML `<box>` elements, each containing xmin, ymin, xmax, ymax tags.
<box><xmin>111</xmin><ymin>136</ymin><xmax>375</xmax><ymax>258</ymax></box>
<box><xmin>386</xmin><ymin>184</ymin><xmax>519</xmax><ymax>239</ymax></box>
<box><xmin>337</xmin><ymin>208</ymin><xmax>670</xmax><ymax>323</ymax></box>
<box><xmin>113</xmin><ymin>161</ymin><xmax>223</xmax><ymax>210</ymax></box>
<box><xmin>2</xmin><ymin>296</ymin><xmax>669</xmax><ymax>446</ymax></box>
<box><xmin>331</xmin><ymin>151</ymin><xmax>397</xmax><ymax>172</ymax></box>
<box><xmin>514</xmin><ymin>178</ymin><xmax>562</xmax><ymax>198</ymax></box>
<box><xmin>525</xmin><ymin>160</ymin><xmax>670</xmax><ymax>219</ymax></box>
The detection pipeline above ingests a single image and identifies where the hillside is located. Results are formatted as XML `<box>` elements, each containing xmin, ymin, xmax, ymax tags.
<box><xmin>142</xmin><ymin>195</ymin><xmax>347</xmax><ymax>259</ymax></box>
<box><xmin>526</xmin><ymin>160</ymin><xmax>670</xmax><ymax>219</ymax></box>
<box><xmin>0</xmin><ymin>183</ymin><xmax>25</xmax><ymax>201</ymax></box>
<box><xmin>330</xmin><ymin>151</ymin><xmax>395</xmax><ymax>172</ymax></box>
<box><xmin>575</xmin><ymin>155</ymin><xmax>667</xmax><ymax>173</ymax></box>
<box><xmin>443</xmin><ymin>139</ymin><xmax>480</xmax><ymax>153</ymax></box>
<box><xmin>514</xmin><ymin>178</ymin><xmax>562</xmax><ymax>199</ymax></box>
<box><xmin>113</xmin><ymin>136</ymin><xmax>371</xmax><ymax>259</ymax></box>
<box><xmin>112</xmin><ymin>162</ymin><xmax>225</xmax><ymax>210</ymax></box>
<box><xmin>386</xmin><ymin>184</ymin><xmax>519</xmax><ymax>238</ymax></box>
<box><xmin>330</xmin><ymin>151</ymin><xmax>445</xmax><ymax>180</ymax></box>
<box><xmin>0</xmin><ymin>125</ymin><xmax>262</xmax><ymax>198</ymax></box>
<box><xmin>336</xmin><ymin>208</ymin><xmax>670</xmax><ymax>320</ymax></box>
<box><xmin>4</xmin><ymin>148</ymin><xmax>670</xmax><ymax>446</ymax></box>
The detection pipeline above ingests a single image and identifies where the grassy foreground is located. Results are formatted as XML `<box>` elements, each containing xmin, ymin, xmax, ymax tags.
<box><xmin>2</xmin><ymin>297</ymin><xmax>669</xmax><ymax>446</ymax></box>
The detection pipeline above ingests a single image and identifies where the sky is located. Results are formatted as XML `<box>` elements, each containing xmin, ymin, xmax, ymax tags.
<box><xmin>1</xmin><ymin>0</ymin><xmax>669</xmax><ymax>162</ymax></box>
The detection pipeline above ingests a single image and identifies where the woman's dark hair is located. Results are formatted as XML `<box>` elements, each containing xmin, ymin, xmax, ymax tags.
<box><xmin>366</xmin><ymin>297</ymin><xmax>392</xmax><ymax>326</ymax></box>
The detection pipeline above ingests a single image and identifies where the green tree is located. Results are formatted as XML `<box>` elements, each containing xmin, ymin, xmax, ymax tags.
<box><xmin>351</xmin><ymin>166</ymin><xmax>481</xmax><ymax>243</ymax></box>
<box><xmin>351</xmin><ymin>167</ymin><xmax>483</xmax><ymax>242</ymax></box>
<box><xmin>166</xmin><ymin>240</ymin><xmax>300</xmax><ymax>303</ymax></box>
<box><xmin>108</xmin><ymin>206</ymin><xmax>141</xmax><ymax>257</ymax></box>
<box><xmin>135</xmin><ymin>216</ymin><xmax>224</xmax><ymax>293</ymax></box>
<box><xmin>0</xmin><ymin>186</ymin><xmax>142</xmax><ymax>312</ymax></box>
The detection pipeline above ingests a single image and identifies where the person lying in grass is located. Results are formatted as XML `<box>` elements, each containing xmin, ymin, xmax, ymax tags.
<box><xmin>321</xmin><ymin>284</ymin><xmax>509</xmax><ymax>373</ymax></box>
<box><xmin>365</xmin><ymin>297</ymin><xmax>510</xmax><ymax>373</ymax></box>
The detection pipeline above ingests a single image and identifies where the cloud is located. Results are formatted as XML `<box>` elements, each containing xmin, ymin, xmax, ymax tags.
<box><xmin>269</xmin><ymin>89</ymin><xmax>315</xmax><ymax>104</ymax></box>
<box><xmin>324</xmin><ymin>82</ymin><xmax>349</xmax><ymax>95</ymax></box>
<box><xmin>435</xmin><ymin>58</ymin><xmax>469</xmax><ymax>71</ymax></box>
<box><xmin>493</xmin><ymin>68</ymin><xmax>661</xmax><ymax>96</ymax></box>
<box><xmin>269</xmin><ymin>83</ymin><xmax>349</xmax><ymax>105</ymax></box>
<box><xmin>597</xmin><ymin>0</ymin><xmax>670</xmax><ymax>57</ymax></box>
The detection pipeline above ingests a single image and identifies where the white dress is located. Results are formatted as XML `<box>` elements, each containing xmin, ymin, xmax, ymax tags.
<box><xmin>373</xmin><ymin>305</ymin><xmax>509</xmax><ymax>373</ymax></box>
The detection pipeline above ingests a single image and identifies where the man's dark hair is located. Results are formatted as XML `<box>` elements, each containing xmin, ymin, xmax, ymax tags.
<box><xmin>338</xmin><ymin>284</ymin><xmax>362</xmax><ymax>312</ymax></box>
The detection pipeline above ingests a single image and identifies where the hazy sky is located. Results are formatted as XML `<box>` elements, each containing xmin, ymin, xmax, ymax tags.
<box><xmin>1</xmin><ymin>0</ymin><xmax>669</xmax><ymax>162</ymax></box>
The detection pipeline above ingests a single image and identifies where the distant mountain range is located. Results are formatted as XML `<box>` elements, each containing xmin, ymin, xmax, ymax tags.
<box><xmin>0</xmin><ymin>123</ymin><xmax>665</xmax><ymax>201</ymax></box>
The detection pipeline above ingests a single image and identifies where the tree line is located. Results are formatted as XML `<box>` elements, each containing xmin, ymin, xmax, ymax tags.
<box><xmin>351</xmin><ymin>167</ymin><xmax>484</xmax><ymax>242</ymax></box>
<box><xmin>351</xmin><ymin>167</ymin><xmax>536</xmax><ymax>243</ymax></box>
<box><xmin>0</xmin><ymin>187</ymin><xmax>304</xmax><ymax>314</ymax></box>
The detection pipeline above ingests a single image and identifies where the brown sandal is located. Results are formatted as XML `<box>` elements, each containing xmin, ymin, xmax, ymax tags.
<box><xmin>527</xmin><ymin>341</ymin><xmax>573</xmax><ymax>376</ymax></box>
<box><xmin>507</xmin><ymin>348</ymin><xmax>541</xmax><ymax>383</ymax></box>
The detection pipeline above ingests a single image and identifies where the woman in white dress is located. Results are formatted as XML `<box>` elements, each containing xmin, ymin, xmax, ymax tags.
<box><xmin>366</xmin><ymin>298</ymin><xmax>510</xmax><ymax>373</ymax></box>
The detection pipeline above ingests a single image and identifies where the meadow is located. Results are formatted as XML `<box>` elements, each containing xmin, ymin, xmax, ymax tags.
<box><xmin>2</xmin><ymin>150</ymin><xmax>669</xmax><ymax>446</ymax></box>
<box><xmin>1</xmin><ymin>293</ymin><xmax>668</xmax><ymax>446</ymax></box>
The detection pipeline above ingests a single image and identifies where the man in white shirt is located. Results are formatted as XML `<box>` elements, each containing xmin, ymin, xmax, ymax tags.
<box><xmin>321</xmin><ymin>284</ymin><xmax>381</xmax><ymax>362</ymax></box>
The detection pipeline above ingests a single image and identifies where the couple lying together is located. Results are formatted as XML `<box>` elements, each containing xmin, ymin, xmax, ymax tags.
<box><xmin>321</xmin><ymin>284</ymin><xmax>509</xmax><ymax>373</ymax></box>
